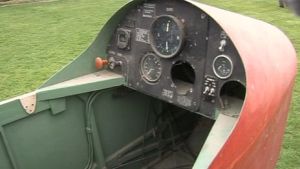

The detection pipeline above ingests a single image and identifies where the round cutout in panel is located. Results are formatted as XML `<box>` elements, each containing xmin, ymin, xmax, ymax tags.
<box><xmin>171</xmin><ymin>61</ymin><xmax>195</xmax><ymax>95</ymax></box>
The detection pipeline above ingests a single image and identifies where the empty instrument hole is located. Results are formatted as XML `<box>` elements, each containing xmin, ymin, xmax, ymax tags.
<box><xmin>219</xmin><ymin>81</ymin><xmax>246</xmax><ymax>116</ymax></box>
<box><xmin>220</xmin><ymin>81</ymin><xmax>246</xmax><ymax>100</ymax></box>
<box><xmin>171</xmin><ymin>61</ymin><xmax>195</xmax><ymax>95</ymax></box>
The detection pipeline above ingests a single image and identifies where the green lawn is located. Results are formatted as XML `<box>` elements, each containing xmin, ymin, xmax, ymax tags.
<box><xmin>0</xmin><ymin>0</ymin><xmax>299</xmax><ymax>168</ymax></box>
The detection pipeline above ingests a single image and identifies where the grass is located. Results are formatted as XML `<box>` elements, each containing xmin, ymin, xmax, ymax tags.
<box><xmin>0</xmin><ymin>0</ymin><xmax>57</xmax><ymax>6</ymax></box>
<box><xmin>0</xmin><ymin>0</ymin><xmax>299</xmax><ymax>168</ymax></box>
<box><xmin>0</xmin><ymin>0</ymin><xmax>128</xmax><ymax>99</ymax></box>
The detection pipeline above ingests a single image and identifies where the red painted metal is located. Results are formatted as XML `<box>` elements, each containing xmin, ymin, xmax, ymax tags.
<box><xmin>187</xmin><ymin>1</ymin><xmax>297</xmax><ymax>168</ymax></box>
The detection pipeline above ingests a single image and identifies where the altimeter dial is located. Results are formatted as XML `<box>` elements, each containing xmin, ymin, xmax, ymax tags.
<box><xmin>150</xmin><ymin>15</ymin><xmax>185</xmax><ymax>58</ymax></box>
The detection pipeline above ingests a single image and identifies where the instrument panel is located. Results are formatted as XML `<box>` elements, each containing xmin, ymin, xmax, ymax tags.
<box><xmin>107</xmin><ymin>0</ymin><xmax>246</xmax><ymax>119</ymax></box>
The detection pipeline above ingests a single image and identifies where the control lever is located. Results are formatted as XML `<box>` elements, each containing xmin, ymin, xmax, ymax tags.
<box><xmin>218</xmin><ymin>39</ymin><xmax>227</xmax><ymax>52</ymax></box>
<box><xmin>108</xmin><ymin>57</ymin><xmax>123</xmax><ymax>70</ymax></box>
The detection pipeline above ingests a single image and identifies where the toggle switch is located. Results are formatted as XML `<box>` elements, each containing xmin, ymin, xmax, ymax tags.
<box><xmin>209</xmin><ymin>88</ymin><xmax>216</xmax><ymax>96</ymax></box>
<box><xmin>218</xmin><ymin>39</ymin><xmax>227</xmax><ymax>52</ymax></box>
<box><xmin>203</xmin><ymin>86</ymin><xmax>210</xmax><ymax>95</ymax></box>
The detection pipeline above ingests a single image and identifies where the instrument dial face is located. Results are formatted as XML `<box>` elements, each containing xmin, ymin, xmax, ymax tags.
<box><xmin>213</xmin><ymin>55</ymin><xmax>234</xmax><ymax>79</ymax></box>
<box><xmin>150</xmin><ymin>15</ymin><xmax>184</xmax><ymax>58</ymax></box>
<box><xmin>141</xmin><ymin>53</ymin><xmax>162</xmax><ymax>82</ymax></box>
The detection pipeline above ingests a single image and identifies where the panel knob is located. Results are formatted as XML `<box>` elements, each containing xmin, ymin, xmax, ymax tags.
<box><xmin>95</xmin><ymin>57</ymin><xmax>108</xmax><ymax>70</ymax></box>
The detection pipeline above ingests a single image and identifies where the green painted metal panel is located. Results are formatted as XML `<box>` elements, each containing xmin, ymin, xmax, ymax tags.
<box><xmin>0</xmin><ymin>69</ymin><xmax>128</xmax><ymax>169</ymax></box>
<box><xmin>0</xmin><ymin>98</ymin><xmax>51</xmax><ymax>126</ymax></box>
<box><xmin>3</xmin><ymin>97</ymin><xmax>88</xmax><ymax>169</ymax></box>
<box><xmin>0</xmin><ymin>100</ymin><xmax>27</xmax><ymax>126</ymax></box>
<box><xmin>38</xmin><ymin>71</ymin><xmax>125</xmax><ymax>101</ymax></box>
<box><xmin>0</xmin><ymin>86</ymin><xmax>161</xmax><ymax>169</ymax></box>
<box><xmin>49</xmin><ymin>98</ymin><xmax>66</xmax><ymax>115</ymax></box>
<box><xmin>0</xmin><ymin>133</ymin><xmax>13</xmax><ymax>169</ymax></box>
<box><xmin>92</xmin><ymin>89</ymin><xmax>159</xmax><ymax>158</ymax></box>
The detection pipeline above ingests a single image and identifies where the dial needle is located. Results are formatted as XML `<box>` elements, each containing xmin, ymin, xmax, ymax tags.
<box><xmin>166</xmin><ymin>22</ymin><xmax>170</xmax><ymax>32</ymax></box>
<box><xmin>166</xmin><ymin>41</ymin><xmax>169</xmax><ymax>52</ymax></box>
<box><xmin>147</xmin><ymin>68</ymin><xmax>154</xmax><ymax>75</ymax></box>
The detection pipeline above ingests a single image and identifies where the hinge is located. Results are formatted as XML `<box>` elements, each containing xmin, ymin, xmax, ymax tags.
<box><xmin>20</xmin><ymin>93</ymin><xmax>37</xmax><ymax>114</ymax></box>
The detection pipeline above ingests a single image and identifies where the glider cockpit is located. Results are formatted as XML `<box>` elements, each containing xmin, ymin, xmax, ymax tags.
<box><xmin>0</xmin><ymin>0</ymin><xmax>296</xmax><ymax>169</ymax></box>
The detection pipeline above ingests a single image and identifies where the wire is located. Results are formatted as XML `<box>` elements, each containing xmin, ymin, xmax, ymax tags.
<box><xmin>85</xmin><ymin>92</ymin><xmax>101</xmax><ymax>169</ymax></box>
<box><xmin>83</xmin><ymin>90</ymin><xmax>112</xmax><ymax>169</ymax></box>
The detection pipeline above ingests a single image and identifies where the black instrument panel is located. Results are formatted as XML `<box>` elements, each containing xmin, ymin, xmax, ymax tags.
<box><xmin>107</xmin><ymin>0</ymin><xmax>246</xmax><ymax>119</ymax></box>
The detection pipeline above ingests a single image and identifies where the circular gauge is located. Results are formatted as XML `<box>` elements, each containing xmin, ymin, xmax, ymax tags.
<box><xmin>213</xmin><ymin>55</ymin><xmax>234</xmax><ymax>79</ymax></box>
<box><xmin>141</xmin><ymin>53</ymin><xmax>163</xmax><ymax>82</ymax></box>
<box><xmin>150</xmin><ymin>15</ymin><xmax>185</xmax><ymax>58</ymax></box>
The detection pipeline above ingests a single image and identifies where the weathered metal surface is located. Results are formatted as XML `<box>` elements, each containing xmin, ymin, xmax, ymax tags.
<box><xmin>0</xmin><ymin>71</ymin><xmax>125</xmax><ymax>125</ymax></box>
<box><xmin>38</xmin><ymin>70</ymin><xmax>124</xmax><ymax>100</ymax></box>
<box><xmin>0</xmin><ymin>71</ymin><xmax>126</xmax><ymax>169</ymax></box>
<box><xmin>194</xmin><ymin>114</ymin><xmax>238</xmax><ymax>168</ymax></box>
<box><xmin>186</xmin><ymin>1</ymin><xmax>297</xmax><ymax>168</ymax></box>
